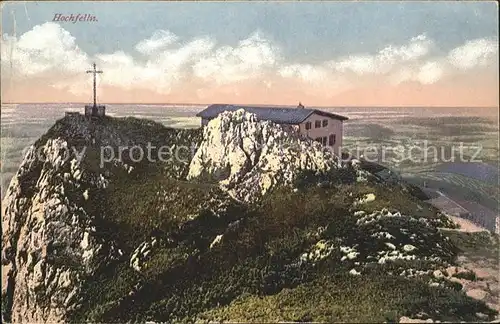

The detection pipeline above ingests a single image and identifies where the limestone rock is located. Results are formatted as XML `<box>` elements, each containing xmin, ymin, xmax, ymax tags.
<box><xmin>399</xmin><ymin>316</ymin><xmax>434</xmax><ymax>323</ymax></box>
<box><xmin>467</xmin><ymin>288</ymin><xmax>488</xmax><ymax>300</ymax></box>
<box><xmin>1</xmin><ymin>138</ymin><xmax>117</xmax><ymax>323</ymax></box>
<box><xmin>187</xmin><ymin>109</ymin><xmax>341</xmax><ymax>202</ymax></box>
<box><xmin>130</xmin><ymin>238</ymin><xmax>158</xmax><ymax>272</ymax></box>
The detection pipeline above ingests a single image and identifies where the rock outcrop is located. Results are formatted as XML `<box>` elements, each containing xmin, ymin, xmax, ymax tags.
<box><xmin>1</xmin><ymin>115</ymin><xmax>200</xmax><ymax>323</ymax></box>
<box><xmin>1</xmin><ymin>138</ymin><xmax>116</xmax><ymax>322</ymax></box>
<box><xmin>187</xmin><ymin>109</ymin><xmax>341</xmax><ymax>202</ymax></box>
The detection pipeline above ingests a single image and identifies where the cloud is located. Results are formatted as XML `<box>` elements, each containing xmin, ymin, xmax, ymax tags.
<box><xmin>1</xmin><ymin>22</ymin><xmax>88</xmax><ymax>76</ymax></box>
<box><xmin>94</xmin><ymin>36</ymin><xmax>216</xmax><ymax>93</ymax></box>
<box><xmin>193</xmin><ymin>32</ymin><xmax>279</xmax><ymax>84</ymax></box>
<box><xmin>96</xmin><ymin>51</ymin><xmax>143</xmax><ymax>89</ymax></box>
<box><xmin>388</xmin><ymin>61</ymin><xmax>445</xmax><ymax>85</ymax></box>
<box><xmin>328</xmin><ymin>34</ymin><xmax>433</xmax><ymax>75</ymax></box>
<box><xmin>417</xmin><ymin>61</ymin><xmax>444</xmax><ymax>85</ymax></box>
<box><xmin>1</xmin><ymin>23</ymin><xmax>497</xmax><ymax>101</ymax></box>
<box><xmin>135</xmin><ymin>30</ymin><xmax>178</xmax><ymax>55</ymax></box>
<box><xmin>277</xmin><ymin>34</ymin><xmax>440</xmax><ymax>88</ymax></box>
<box><xmin>155</xmin><ymin>36</ymin><xmax>215</xmax><ymax>74</ymax></box>
<box><xmin>279</xmin><ymin>34</ymin><xmax>443</xmax><ymax>87</ymax></box>
<box><xmin>278</xmin><ymin>64</ymin><xmax>329</xmax><ymax>83</ymax></box>
<box><xmin>447</xmin><ymin>38</ymin><xmax>498</xmax><ymax>70</ymax></box>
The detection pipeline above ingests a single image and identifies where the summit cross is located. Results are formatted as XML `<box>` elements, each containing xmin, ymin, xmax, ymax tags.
<box><xmin>86</xmin><ymin>63</ymin><xmax>103</xmax><ymax>107</ymax></box>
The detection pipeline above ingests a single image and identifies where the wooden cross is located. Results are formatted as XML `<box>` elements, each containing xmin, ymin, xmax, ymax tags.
<box><xmin>86</xmin><ymin>63</ymin><xmax>103</xmax><ymax>107</ymax></box>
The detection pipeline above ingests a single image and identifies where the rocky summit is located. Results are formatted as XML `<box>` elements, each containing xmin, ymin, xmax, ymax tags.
<box><xmin>188</xmin><ymin>109</ymin><xmax>342</xmax><ymax>202</ymax></box>
<box><xmin>2</xmin><ymin>112</ymin><xmax>499</xmax><ymax>323</ymax></box>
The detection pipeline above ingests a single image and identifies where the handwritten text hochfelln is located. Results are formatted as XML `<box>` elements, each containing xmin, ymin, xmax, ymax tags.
<box><xmin>53</xmin><ymin>14</ymin><xmax>98</xmax><ymax>23</ymax></box>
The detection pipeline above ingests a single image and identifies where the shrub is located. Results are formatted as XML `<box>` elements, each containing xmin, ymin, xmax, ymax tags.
<box><xmin>453</xmin><ymin>270</ymin><xmax>477</xmax><ymax>281</ymax></box>
<box><xmin>294</xmin><ymin>166</ymin><xmax>357</xmax><ymax>189</ymax></box>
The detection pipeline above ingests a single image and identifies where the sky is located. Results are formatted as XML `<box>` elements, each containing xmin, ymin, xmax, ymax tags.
<box><xmin>1</xmin><ymin>1</ymin><xmax>498</xmax><ymax>107</ymax></box>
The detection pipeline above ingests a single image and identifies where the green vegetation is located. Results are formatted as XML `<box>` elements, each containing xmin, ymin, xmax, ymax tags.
<box><xmin>293</xmin><ymin>165</ymin><xmax>357</xmax><ymax>189</ymax></box>
<box><xmin>452</xmin><ymin>270</ymin><xmax>477</xmax><ymax>281</ymax></box>
<box><xmin>71</xmin><ymin>173</ymin><xmax>495</xmax><ymax>322</ymax></box>
<box><xmin>445</xmin><ymin>230</ymin><xmax>500</xmax><ymax>261</ymax></box>
<box><xmin>198</xmin><ymin>272</ymin><xmax>493</xmax><ymax>323</ymax></box>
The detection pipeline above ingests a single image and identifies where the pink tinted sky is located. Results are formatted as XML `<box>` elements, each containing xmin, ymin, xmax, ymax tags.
<box><xmin>2</xmin><ymin>72</ymin><xmax>498</xmax><ymax>107</ymax></box>
<box><xmin>1</xmin><ymin>2</ymin><xmax>498</xmax><ymax>107</ymax></box>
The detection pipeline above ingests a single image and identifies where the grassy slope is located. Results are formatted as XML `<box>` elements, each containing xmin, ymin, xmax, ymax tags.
<box><xmin>74</xmin><ymin>176</ymin><xmax>496</xmax><ymax>323</ymax></box>
<box><xmin>445</xmin><ymin>230</ymin><xmax>500</xmax><ymax>262</ymax></box>
<box><xmin>195</xmin><ymin>189</ymin><xmax>496</xmax><ymax>323</ymax></box>
<box><xmin>198</xmin><ymin>272</ymin><xmax>491</xmax><ymax>323</ymax></box>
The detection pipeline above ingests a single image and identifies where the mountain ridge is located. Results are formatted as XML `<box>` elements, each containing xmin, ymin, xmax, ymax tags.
<box><xmin>2</xmin><ymin>111</ymin><xmax>498</xmax><ymax>323</ymax></box>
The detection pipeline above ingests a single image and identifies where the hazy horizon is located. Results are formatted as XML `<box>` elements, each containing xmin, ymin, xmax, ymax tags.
<box><xmin>1</xmin><ymin>102</ymin><xmax>498</xmax><ymax>109</ymax></box>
